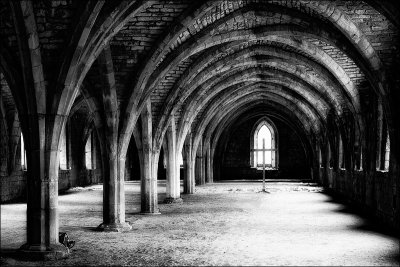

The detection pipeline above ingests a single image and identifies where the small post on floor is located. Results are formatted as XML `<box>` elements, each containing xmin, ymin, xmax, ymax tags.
<box><xmin>262</xmin><ymin>139</ymin><xmax>269</xmax><ymax>193</ymax></box>
<box><xmin>262</xmin><ymin>138</ymin><xmax>265</xmax><ymax>192</ymax></box>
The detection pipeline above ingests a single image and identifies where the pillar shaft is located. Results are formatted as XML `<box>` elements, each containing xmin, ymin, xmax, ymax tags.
<box><xmin>11</xmin><ymin>0</ymin><xmax>69</xmax><ymax>255</ymax></box>
<box><xmin>165</xmin><ymin>117</ymin><xmax>180</xmax><ymax>200</ymax></box>
<box><xmin>195</xmin><ymin>138</ymin><xmax>205</xmax><ymax>185</ymax></box>
<box><xmin>206</xmin><ymin>142</ymin><xmax>213</xmax><ymax>183</ymax></box>
<box><xmin>184</xmin><ymin>132</ymin><xmax>194</xmax><ymax>194</ymax></box>
<box><xmin>140</xmin><ymin>100</ymin><xmax>159</xmax><ymax>213</ymax></box>
<box><xmin>20</xmin><ymin>113</ymin><xmax>68</xmax><ymax>258</ymax></box>
<box><xmin>97</xmin><ymin>45</ymin><xmax>130</xmax><ymax>231</ymax></box>
<box><xmin>201</xmin><ymin>151</ymin><xmax>206</xmax><ymax>185</ymax></box>
<box><xmin>100</xmin><ymin>155</ymin><xmax>128</xmax><ymax>228</ymax></box>
<box><xmin>27</xmin><ymin>114</ymin><xmax>58</xmax><ymax>247</ymax></box>
<box><xmin>26</xmin><ymin>147</ymin><xmax>59</xmax><ymax>249</ymax></box>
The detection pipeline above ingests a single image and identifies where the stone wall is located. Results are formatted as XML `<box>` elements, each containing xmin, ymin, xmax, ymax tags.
<box><xmin>0</xmin><ymin>170</ymin><xmax>26</xmax><ymax>203</ymax></box>
<box><xmin>0</xmin><ymin>123</ymin><xmax>26</xmax><ymax>202</ymax></box>
<box><xmin>1</xmin><ymin>118</ymin><xmax>104</xmax><ymax>202</ymax></box>
<box><xmin>219</xmin><ymin>116</ymin><xmax>309</xmax><ymax>180</ymax></box>
<box><xmin>319</xmin><ymin>166</ymin><xmax>397</xmax><ymax>229</ymax></box>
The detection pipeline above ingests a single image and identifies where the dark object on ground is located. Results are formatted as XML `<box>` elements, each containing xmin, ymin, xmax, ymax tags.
<box><xmin>59</xmin><ymin>232</ymin><xmax>75</xmax><ymax>249</ymax></box>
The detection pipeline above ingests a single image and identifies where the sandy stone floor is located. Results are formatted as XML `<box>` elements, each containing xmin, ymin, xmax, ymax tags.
<box><xmin>1</xmin><ymin>181</ymin><xmax>399</xmax><ymax>266</ymax></box>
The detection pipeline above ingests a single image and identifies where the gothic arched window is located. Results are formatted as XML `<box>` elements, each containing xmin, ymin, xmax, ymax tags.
<box><xmin>250</xmin><ymin>117</ymin><xmax>278</xmax><ymax>169</ymax></box>
<box><xmin>20</xmin><ymin>133</ymin><xmax>27</xmax><ymax>170</ymax></box>
<box><xmin>376</xmin><ymin>102</ymin><xmax>390</xmax><ymax>171</ymax></box>
<box><xmin>59</xmin><ymin>124</ymin><xmax>69</xmax><ymax>170</ymax></box>
<box><xmin>85</xmin><ymin>131</ymin><xmax>93</xmax><ymax>170</ymax></box>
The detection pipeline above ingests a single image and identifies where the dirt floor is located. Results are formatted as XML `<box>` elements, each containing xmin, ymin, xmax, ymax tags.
<box><xmin>1</xmin><ymin>181</ymin><xmax>399</xmax><ymax>266</ymax></box>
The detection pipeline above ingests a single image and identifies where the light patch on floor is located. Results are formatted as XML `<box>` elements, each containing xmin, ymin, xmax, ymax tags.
<box><xmin>1</xmin><ymin>181</ymin><xmax>399</xmax><ymax>266</ymax></box>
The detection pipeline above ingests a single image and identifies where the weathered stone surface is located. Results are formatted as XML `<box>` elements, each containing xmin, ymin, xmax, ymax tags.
<box><xmin>18</xmin><ymin>243</ymin><xmax>70</xmax><ymax>261</ymax></box>
<box><xmin>0</xmin><ymin>2</ymin><xmax>399</xmax><ymax>263</ymax></box>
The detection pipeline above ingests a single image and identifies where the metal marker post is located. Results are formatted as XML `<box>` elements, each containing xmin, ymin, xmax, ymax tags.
<box><xmin>262</xmin><ymin>138</ymin><xmax>265</xmax><ymax>192</ymax></box>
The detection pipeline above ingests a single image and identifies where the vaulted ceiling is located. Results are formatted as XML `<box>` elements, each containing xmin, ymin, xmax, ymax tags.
<box><xmin>1</xmin><ymin>0</ymin><xmax>399</xmax><ymax>158</ymax></box>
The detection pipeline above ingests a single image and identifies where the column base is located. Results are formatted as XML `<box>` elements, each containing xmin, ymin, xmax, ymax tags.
<box><xmin>139</xmin><ymin>209</ymin><xmax>161</xmax><ymax>215</ymax></box>
<box><xmin>18</xmin><ymin>243</ymin><xmax>69</xmax><ymax>261</ymax></box>
<box><xmin>163</xmin><ymin>197</ymin><xmax>183</xmax><ymax>204</ymax></box>
<box><xmin>96</xmin><ymin>222</ymin><xmax>132</xmax><ymax>232</ymax></box>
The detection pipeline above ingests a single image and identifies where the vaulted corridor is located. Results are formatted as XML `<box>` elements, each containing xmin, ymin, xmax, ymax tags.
<box><xmin>1</xmin><ymin>0</ymin><xmax>399</xmax><ymax>265</ymax></box>
<box><xmin>1</xmin><ymin>181</ymin><xmax>398</xmax><ymax>266</ymax></box>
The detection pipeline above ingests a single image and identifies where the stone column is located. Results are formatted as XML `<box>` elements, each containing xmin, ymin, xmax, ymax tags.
<box><xmin>184</xmin><ymin>132</ymin><xmax>194</xmax><ymax>194</ymax></box>
<box><xmin>96</xmin><ymin>46</ymin><xmax>131</xmax><ymax>231</ymax></box>
<box><xmin>210</xmin><ymin>147</ymin><xmax>215</xmax><ymax>182</ymax></box>
<box><xmin>9</xmin><ymin>1</ymin><xmax>67</xmax><ymax>259</ymax></box>
<box><xmin>205</xmin><ymin>141</ymin><xmax>213</xmax><ymax>183</ymax></box>
<box><xmin>140</xmin><ymin>100</ymin><xmax>159</xmax><ymax>214</ymax></box>
<box><xmin>175</xmin><ymin>150</ymin><xmax>182</xmax><ymax>194</ymax></box>
<box><xmin>97</xmin><ymin>153</ymin><xmax>131</xmax><ymax>231</ymax></box>
<box><xmin>313</xmin><ymin>143</ymin><xmax>321</xmax><ymax>183</ymax></box>
<box><xmin>164</xmin><ymin>117</ymin><xmax>182</xmax><ymax>203</ymax></box>
<box><xmin>323</xmin><ymin>143</ymin><xmax>330</xmax><ymax>187</ymax></box>
<box><xmin>201</xmin><ymin>145</ymin><xmax>206</xmax><ymax>185</ymax></box>
<box><xmin>19</xmin><ymin>114</ymin><xmax>68</xmax><ymax>260</ymax></box>
<box><xmin>195</xmin><ymin>137</ymin><xmax>205</xmax><ymax>185</ymax></box>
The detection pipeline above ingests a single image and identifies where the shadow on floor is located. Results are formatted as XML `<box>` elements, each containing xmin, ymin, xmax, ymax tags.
<box><xmin>70</xmin><ymin>226</ymin><xmax>102</xmax><ymax>232</ymax></box>
<box><xmin>216</xmin><ymin>179</ymin><xmax>314</xmax><ymax>183</ymax></box>
<box><xmin>320</xmin><ymin>190</ymin><xmax>399</xmax><ymax>264</ymax></box>
<box><xmin>321</xmin><ymin>191</ymin><xmax>399</xmax><ymax>238</ymax></box>
<box><xmin>388</xmin><ymin>250</ymin><xmax>400</xmax><ymax>263</ymax></box>
<box><xmin>0</xmin><ymin>249</ymin><xmax>22</xmax><ymax>262</ymax></box>
<box><xmin>0</xmin><ymin>248</ymin><xmax>50</xmax><ymax>262</ymax></box>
